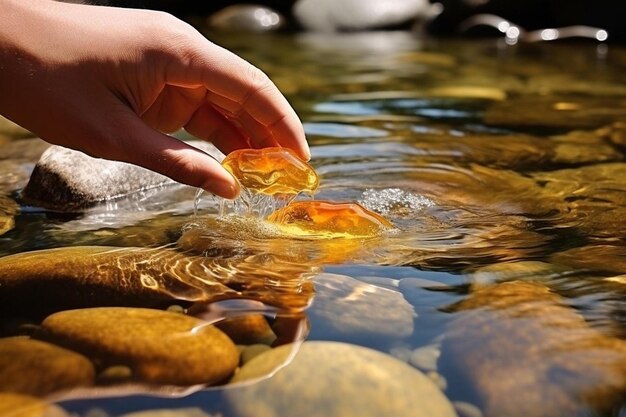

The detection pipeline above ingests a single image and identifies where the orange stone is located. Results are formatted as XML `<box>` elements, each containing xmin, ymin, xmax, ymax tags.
<box><xmin>267</xmin><ymin>201</ymin><xmax>394</xmax><ymax>238</ymax></box>
<box><xmin>222</xmin><ymin>147</ymin><xmax>319</xmax><ymax>196</ymax></box>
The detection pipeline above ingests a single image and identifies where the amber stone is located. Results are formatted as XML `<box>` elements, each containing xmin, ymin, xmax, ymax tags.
<box><xmin>222</xmin><ymin>147</ymin><xmax>319</xmax><ymax>195</ymax></box>
<box><xmin>267</xmin><ymin>201</ymin><xmax>393</xmax><ymax>238</ymax></box>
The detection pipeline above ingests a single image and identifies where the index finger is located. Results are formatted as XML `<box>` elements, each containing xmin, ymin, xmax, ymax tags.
<box><xmin>166</xmin><ymin>37</ymin><xmax>310</xmax><ymax>160</ymax></box>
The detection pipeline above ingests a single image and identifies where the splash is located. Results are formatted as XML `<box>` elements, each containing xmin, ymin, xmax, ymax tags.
<box><xmin>359</xmin><ymin>188</ymin><xmax>435</xmax><ymax>216</ymax></box>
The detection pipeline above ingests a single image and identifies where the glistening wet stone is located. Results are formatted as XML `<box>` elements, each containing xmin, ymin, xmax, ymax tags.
<box><xmin>439</xmin><ymin>281</ymin><xmax>626</xmax><ymax>417</ymax></box>
<box><xmin>228</xmin><ymin>341</ymin><xmax>457</xmax><ymax>417</ymax></box>
<box><xmin>0</xmin><ymin>246</ymin><xmax>238</xmax><ymax>319</ymax></box>
<box><xmin>222</xmin><ymin>147</ymin><xmax>319</xmax><ymax>196</ymax></box>
<box><xmin>0</xmin><ymin>337</ymin><xmax>94</xmax><ymax>396</ymax></box>
<box><xmin>21</xmin><ymin>141</ymin><xmax>224</xmax><ymax>211</ymax></box>
<box><xmin>308</xmin><ymin>273</ymin><xmax>415</xmax><ymax>344</ymax></box>
<box><xmin>267</xmin><ymin>201</ymin><xmax>394</xmax><ymax>238</ymax></box>
<box><xmin>37</xmin><ymin>307</ymin><xmax>239</xmax><ymax>386</ymax></box>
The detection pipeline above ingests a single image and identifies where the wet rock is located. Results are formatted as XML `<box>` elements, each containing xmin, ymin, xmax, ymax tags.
<box><xmin>240</xmin><ymin>344</ymin><xmax>272</xmax><ymax>365</ymax></box>
<box><xmin>0</xmin><ymin>245</ymin><xmax>315</xmax><ymax>320</ymax></box>
<box><xmin>0</xmin><ymin>337</ymin><xmax>94</xmax><ymax>396</ymax></box>
<box><xmin>207</xmin><ymin>5</ymin><xmax>285</xmax><ymax>32</ymax></box>
<box><xmin>293</xmin><ymin>0</ymin><xmax>429</xmax><ymax>32</ymax></box>
<box><xmin>228</xmin><ymin>341</ymin><xmax>457</xmax><ymax>417</ymax></box>
<box><xmin>37</xmin><ymin>307</ymin><xmax>239</xmax><ymax>386</ymax></box>
<box><xmin>0</xmin><ymin>246</ymin><xmax>237</xmax><ymax>319</ymax></box>
<box><xmin>466</xmin><ymin>260</ymin><xmax>569</xmax><ymax>287</ymax></box>
<box><xmin>485</xmin><ymin>96</ymin><xmax>626</xmax><ymax>129</ymax></box>
<box><xmin>308</xmin><ymin>273</ymin><xmax>415</xmax><ymax>343</ymax></box>
<box><xmin>215</xmin><ymin>315</ymin><xmax>276</xmax><ymax>345</ymax></box>
<box><xmin>21</xmin><ymin>141</ymin><xmax>224</xmax><ymax>211</ymax></box>
<box><xmin>0</xmin><ymin>393</ymin><xmax>69</xmax><ymax>417</ymax></box>
<box><xmin>439</xmin><ymin>281</ymin><xmax>626</xmax><ymax>417</ymax></box>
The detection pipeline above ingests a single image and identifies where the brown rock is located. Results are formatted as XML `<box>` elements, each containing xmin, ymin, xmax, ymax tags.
<box><xmin>0</xmin><ymin>337</ymin><xmax>94</xmax><ymax>396</ymax></box>
<box><xmin>38</xmin><ymin>307</ymin><xmax>239</xmax><ymax>386</ymax></box>
<box><xmin>440</xmin><ymin>281</ymin><xmax>626</xmax><ymax>417</ymax></box>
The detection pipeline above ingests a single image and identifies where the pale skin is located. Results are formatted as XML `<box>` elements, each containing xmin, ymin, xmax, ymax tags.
<box><xmin>0</xmin><ymin>0</ymin><xmax>310</xmax><ymax>199</ymax></box>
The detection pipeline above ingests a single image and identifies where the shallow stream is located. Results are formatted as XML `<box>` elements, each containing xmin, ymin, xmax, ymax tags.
<box><xmin>2</xmin><ymin>29</ymin><xmax>626</xmax><ymax>417</ymax></box>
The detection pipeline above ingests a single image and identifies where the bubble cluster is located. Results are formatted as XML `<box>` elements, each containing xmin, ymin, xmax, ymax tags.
<box><xmin>359</xmin><ymin>188</ymin><xmax>435</xmax><ymax>216</ymax></box>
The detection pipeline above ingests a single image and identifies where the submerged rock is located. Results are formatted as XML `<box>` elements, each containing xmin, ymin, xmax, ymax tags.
<box><xmin>0</xmin><ymin>246</ymin><xmax>236</xmax><ymax>319</ymax></box>
<box><xmin>37</xmin><ymin>307</ymin><xmax>239</xmax><ymax>386</ymax></box>
<box><xmin>308</xmin><ymin>273</ymin><xmax>415</xmax><ymax>343</ymax></box>
<box><xmin>21</xmin><ymin>141</ymin><xmax>224</xmax><ymax>211</ymax></box>
<box><xmin>0</xmin><ymin>393</ymin><xmax>69</xmax><ymax>417</ymax></box>
<box><xmin>228</xmin><ymin>341</ymin><xmax>457</xmax><ymax>417</ymax></box>
<box><xmin>0</xmin><ymin>245</ymin><xmax>315</xmax><ymax>320</ymax></box>
<box><xmin>439</xmin><ymin>281</ymin><xmax>626</xmax><ymax>417</ymax></box>
<box><xmin>0</xmin><ymin>337</ymin><xmax>94</xmax><ymax>396</ymax></box>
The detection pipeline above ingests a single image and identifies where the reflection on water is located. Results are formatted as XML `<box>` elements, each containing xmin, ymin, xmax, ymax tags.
<box><xmin>2</xmin><ymin>29</ymin><xmax>626</xmax><ymax>416</ymax></box>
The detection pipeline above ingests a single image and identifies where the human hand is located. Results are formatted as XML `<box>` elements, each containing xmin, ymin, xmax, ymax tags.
<box><xmin>0</xmin><ymin>0</ymin><xmax>309</xmax><ymax>199</ymax></box>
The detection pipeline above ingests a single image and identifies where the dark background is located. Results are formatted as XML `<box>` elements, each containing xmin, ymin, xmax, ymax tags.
<box><xmin>104</xmin><ymin>0</ymin><xmax>626</xmax><ymax>42</ymax></box>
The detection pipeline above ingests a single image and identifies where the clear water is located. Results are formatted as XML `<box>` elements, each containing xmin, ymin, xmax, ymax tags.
<box><xmin>3</xmin><ymin>29</ymin><xmax>626</xmax><ymax>416</ymax></box>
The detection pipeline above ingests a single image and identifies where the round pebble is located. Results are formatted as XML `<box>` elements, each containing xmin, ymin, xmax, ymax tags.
<box><xmin>38</xmin><ymin>307</ymin><xmax>239</xmax><ymax>386</ymax></box>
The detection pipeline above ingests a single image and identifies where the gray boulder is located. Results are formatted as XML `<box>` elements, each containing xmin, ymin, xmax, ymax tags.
<box><xmin>21</xmin><ymin>141</ymin><xmax>224</xmax><ymax>211</ymax></box>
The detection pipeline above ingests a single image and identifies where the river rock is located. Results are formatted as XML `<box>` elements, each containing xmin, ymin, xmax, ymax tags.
<box><xmin>228</xmin><ymin>341</ymin><xmax>457</xmax><ymax>417</ymax></box>
<box><xmin>439</xmin><ymin>281</ymin><xmax>626</xmax><ymax>417</ymax></box>
<box><xmin>0</xmin><ymin>246</ymin><xmax>238</xmax><ymax>319</ymax></box>
<box><xmin>0</xmin><ymin>393</ymin><xmax>69</xmax><ymax>417</ymax></box>
<box><xmin>308</xmin><ymin>273</ymin><xmax>415</xmax><ymax>344</ymax></box>
<box><xmin>0</xmin><ymin>337</ymin><xmax>94</xmax><ymax>396</ymax></box>
<box><xmin>215</xmin><ymin>315</ymin><xmax>276</xmax><ymax>345</ymax></box>
<box><xmin>21</xmin><ymin>141</ymin><xmax>224</xmax><ymax>211</ymax></box>
<box><xmin>293</xmin><ymin>0</ymin><xmax>430</xmax><ymax>32</ymax></box>
<box><xmin>37</xmin><ymin>307</ymin><xmax>239</xmax><ymax>386</ymax></box>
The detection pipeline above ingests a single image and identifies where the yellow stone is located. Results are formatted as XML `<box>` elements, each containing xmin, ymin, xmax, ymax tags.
<box><xmin>222</xmin><ymin>147</ymin><xmax>319</xmax><ymax>195</ymax></box>
<box><xmin>267</xmin><ymin>201</ymin><xmax>393</xmax><ymax>238</ymax></box>
<box><xmin>38</xmin><ymin>307</ymin><xmax>239</xmax><ymax>386</ymax></box>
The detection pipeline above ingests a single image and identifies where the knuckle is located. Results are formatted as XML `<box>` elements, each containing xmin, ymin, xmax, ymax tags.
<box><xmin>244</xmin><ymin>65</ymin><xmax>274</xmax><ymax>100</ymax></box>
